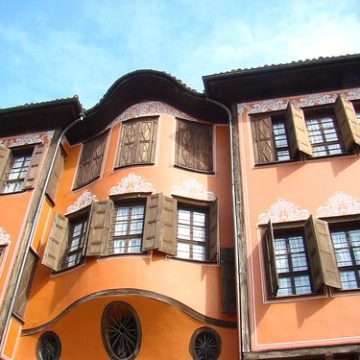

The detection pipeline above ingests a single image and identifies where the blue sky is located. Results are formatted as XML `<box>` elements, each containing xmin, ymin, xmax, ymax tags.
<box><xmin>1</xmin><ymin>0</ymin><xmax>360</xmax><ymax>110</ymax></box>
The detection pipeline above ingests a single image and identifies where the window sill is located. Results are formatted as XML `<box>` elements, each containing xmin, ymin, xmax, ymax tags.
<box><xmin>72</xmin><ymin>175</ymin><xmax>100</xmax><ymax>191</ymax></box>
<box><xmin>174</xmin><ymin>164</ymin><xmax>215</xmax><ymax>175</ymax></box>
<box><xmin>168</xmin><ymin>256</ymin><xmax>218</xmax><ymax>266</ymax></box>
<box><xmin>114</xmin><ymin>162</ymin><xmax>155</xmax><ymax>171</ymax></box>
<box><xmin>0</xmin><ymin>188</ymin><xmax>30</xmax><ymax>195</ymax></box>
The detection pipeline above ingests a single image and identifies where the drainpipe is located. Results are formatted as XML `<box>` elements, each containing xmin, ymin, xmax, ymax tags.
<box><xmin>205</xmin><ymin>97</ymin><xmax>246</xmax><ymax>360</ymax></box>
<box><xmin>0</xmin><ymin>112</ymin><xmax>85</xmax><ymax>353</ymax></box>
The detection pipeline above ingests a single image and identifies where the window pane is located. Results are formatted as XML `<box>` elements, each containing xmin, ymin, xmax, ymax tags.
<box><xmin>294</xmin><ymin>276</ymin><xmax>312</xmax><ymax>295</ymax></box>
<box><xmin>340</xmin><ymin>271</ymin><xmax>358</xmax><ymax>289</ymax></box>
<box><xmin>277</xmin><ymin>277</ymin><xmax>292</xmax><ymax>297</ymax></box>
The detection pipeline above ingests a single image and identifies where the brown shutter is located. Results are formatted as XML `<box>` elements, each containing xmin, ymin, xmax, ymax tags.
<box><xmin>208</xmin><ymin>199</ymin><xmax>218</xmax><ymax>262</ymax></box>
<box><xmin>117</xmin><ymin>121</ymin><xmax>137</xmax><ymax>166</ymax></box>
<box><xmin>46</xmin><ymin>148</ymin><xmax>64</xmax><ymax>202</ymax></box>
<box><xmin>262</xmin><ymin>221</ymin><xmax>278</xmax><ymax>299</ymax></box>
<box><xmin>286</xmin><ymin>103</ymin><xmax>313</xmax><ymax>157</ymax></box>
<box><xmin>334</xmin><ymin>96</ymin><xmax>360</xmax><ymax>151</ymax></box>
<box><xmin>0</xmin><ymin>146</ymin><xmax>10</xmax><ymax>180</ymax></box>
<box><xmin>13</xmin><ymin>250</ymin><xmax>37</xmax><ymax>318</ymax></box>
<box><xmin>252</xmin><ymin>117</ymin><xmax>275</xmax><ymax>163</ymax></box>
<box><xmin>142</xmin><ymin>194</ymin><xmax>163</xmax><ymax>251</ymax></box>
<box><xmin>304</xmin><ymin>216</ymin><xmax>342</xmax><ymax>291</ymax></box>
<box><xmin>42</xmin><ymin>213</ymin><xmax>68</xmax><ymax>271</ymax></box>
<box><xmin>86</xmin><ymin>200</ymin><xmax>114</xmax><ymax>256</ymax></box>
<box><xmin>220</xmin><ymin>248</ymin><xmax>236</xmax><ymax>314</ymax></box>
<box><xmin>176</xmin><ymin>120</ymin><xmax>195</xmax><ymax>169</ymax></box>
<box><xmin>75</xmin><ymin>132</ymin><xmax>107</xmax><ymax>188</ymax></box>
<box><xmin>23</xmin><ymin>144</ymin><xmax>45</xmax><ymax>189</ymax></box>
<box><xmin>136</xmin><ymin>120</ymin><xmax>157</xmax><ymax>164</ymax></box>
<box><xmin>158</xmin><ymin>196</ymin><xmax>177</xmax><ymax>255</ymax></box>
<box><xmin>195</xmin><ymin>124</ymin><xmax>213</xmax><ymax>172</ymax></box>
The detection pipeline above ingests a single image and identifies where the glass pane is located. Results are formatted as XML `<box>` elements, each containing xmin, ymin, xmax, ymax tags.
<box><xmin>192</xmin><ymin>244</ymin><xmax>206</xmax><ymax>261</ymax></box>
<box><xmin>277</xmin><ymin>277</ymin><xmax>292</xmax><ymax>297</ymax></box>
<box><xmin>294</xmin><ymin>275</ymin><xmax>311</xmax><ymax>295</ymax></box>
<box><xmin>340</xmin><ymin>271</ymin><xmax>358</xmax><ymax>289</ymax></box>
<box><xmin>177</xmin><ymin>242</ymin><xmax>190</xmax><ymax>259</ymax></box>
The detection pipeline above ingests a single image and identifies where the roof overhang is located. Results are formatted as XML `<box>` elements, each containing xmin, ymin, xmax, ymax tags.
<box><xmin>203</xmin><ymin>54</ymin><xmax>360</xmax><ymax>104</ymax></box>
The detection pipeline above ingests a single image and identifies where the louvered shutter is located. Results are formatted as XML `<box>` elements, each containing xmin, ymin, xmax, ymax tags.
<box><xmin>252</xmin><ymin>117</ymin><xmax>275</xmax><ymax>163</ymax></box>
<box><xmin>334</xmin><ymin>96</ymin><xmax>360</xmax><ymax>151</ymax></box>
<box><xmin>262</xmin><ymin>221</ymin><xmax>278</xmax><ymax>299</ymax></box>
<box><xmin>158</xmin><ymin>196</ymin><xmax>177</xmax><ymax>255</ymax></box>
<box><xmin>42</xmin><ymin>213</ymin><xmax>68</xmax><ymax>271</ymax></box>
<box><xmin>208</xmin><ymin>199</ymin><xmax>218</xmax><ymax>262</ymax></box>
<box><xmin>23</xmin><ymin>144</ymin><xmax>45</xmax><ymax>189</ymax></box>
<box><xmin>75</xmin><ymin>132</ymin><xmax>107</xmax><ymax>188</ymax></box>
<box><xmin>13</xmin><ymin>251</ymin><xmax>37</xmax><ymax>318</ymax></box>
<box><xmin>220</xmin><ymin>248</ymin><xmax>236</xmax><ymax>313</ymax></box>
<box><xmin>304</xmin><ymin>216</ymin><xmax>341</xmax><ymax>292</ymax></box>
<box><xmin>0</xmin><ymin>146</ymin><xmax>10</xmax><ymax>181</ymax></box>
<box><xmin>142</xmin><ymin>194</ymin><xmax>162</xmax><ymax>251</ymax></box>
<box><xmin>46</xmin><ymin>149</ymin><xmax>64</xmax><ymax>202</ymax></box>
<box><xmin>286</xmin><ymin>103</ymin><xmax>313</xmax><ymax>157</ymax></box>
<box><xmin>87</xmin><ymin>200</ymin><xmax>114</xmax><ymax>256</ymax></box>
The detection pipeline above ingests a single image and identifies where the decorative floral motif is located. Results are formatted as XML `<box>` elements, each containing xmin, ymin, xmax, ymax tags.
<box><xmin>66</xmin><ymin>191</ymin><xmax>97</xmax><ymax>214</ymax></box>
<box><xmin>0</xmin><ymin>131</ymin><xmax>53</xmax><ymax>148</ymax></box>
<box><xmin>109</xmin><ymin>173</ymin><xmax>154</xmax><ymax>195</ymax></box>
<box><xmin>238</xmin><ymin>87</ymin><xmax>360</xmax><ymax>117</ymax></box>
<box><xmin>0</xmin><ymin>227</ymin><xmax>10</xmax><ymax>246</ymax></box>
<box><xmin>170</xmin><ymin>179</ymin><xmax>216</xmax><ymax>201</ymax></box>
<box><xmin>317</xmin><ymin>192</ymin><xmax>360</xmax><ymax>218</ymax></box>
<box><xmin>114</xmin><ymin>101</ymin><xmax>197</xmax><ymax>124</ymax></box>
<box><xmin>258</xmin><ymin>199</ymin><xmax>310</xmax><ymax>224</ymax></box>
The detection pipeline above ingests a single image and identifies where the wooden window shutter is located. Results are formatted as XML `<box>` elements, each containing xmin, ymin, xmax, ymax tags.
<box><xmin>23</xmin><ymin>144</ymin><xmax>45</xmax><ymax>189</ymax></box>
<box><xmin>0</xmin><ymin>146</ymin><xmax>10</xmax><ymax>180</ymax></box>
<box><xmin>75</xmin><ymin>132</ymin><xmax>108</xmax><ymax>188</ymax></box>
<box><xmin>285</xmin><ymin>103</ymin><xmax>313</xmax><ymax>157</ymax></box>
<box><xmin>208</xmin><ymin>199</ymin><xmax>218</xmax><ymax>262</ymax></box>
<box><xmin>46</xmin><ymin>148</ymin><xmax>65</xmax><ymax>202</ymax></box>
<box><xmin>304</xmin><ymin>216</ymin><xmax>342</xmax><ymax>292</ymax></box>
<box><xmin>195</xmin><ymin>124</ymin><xmax>213</xmax><ymax>172</ymax></box>
<box><xmin>158</xmin><ymin>196</ymin><xmax>177</xmax><ymax>255</ymax></box>
<box><xmin>118</xmin><ymin>121</ymin><xmax>137</xmax><ymax>166</ymax></box>
<box><xmin>42</xmin><ymin>213</ymin><xmax>69</xmax><ymax>271</ymax></box>
<box><xmin>252</xmin><ymin>117</ymin><xmax>275</xmax><ymax>163</ymax></box>
<box><xmin>142</xmin><ymin>193</ymin><xmax>163</xmax><ymax>252</ymax></box>
<box><xmin>176</xmin><ymin>120</ymin><xmax>195</xmax><ymax>169</ymax></box>
<box><xmin>87</xmin><ymin>200</ymin><xmax>114</xmax><ymax>256</ymax></box>
<box><xmin>136</xmin><ymin>120</ymin><xmax>157</xmax><ymax>164</ymax></box>
<box><xmin>220</xmin><ymin>248</ymin><xmax>236</xmax><ymax>314</ymax></box>
<box><xmin>261</xmin><ymin>221</ymin><xmax>278</xmax><ymax>299</ymax></box>
<box><xmin>334</xmin><ymin>96</ymin><xmax>360</xmax><ymax>151</ymax></box>
<box><xmin>13</xmin><ymin>250</ymin><xmax>37</xmax><ymax>318</ymax></box>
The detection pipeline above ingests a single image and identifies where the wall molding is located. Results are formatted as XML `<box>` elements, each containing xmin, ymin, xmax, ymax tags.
<box><xmin>66</xmin><ymin>191</ymin><xmax>97</xmax><ymax>214</ymax></box>
<box><xmin>109</xmin><ymin>173</ymin><xmax>154</xmax><ymax>196</ymax></box>
<box><xmin>170</xmin><ymin>179</ymin><xmax>216</xmax><ymax>201</ymax></box>
<box><xmin>317</xmin><ymin>191</ymin><xmax>360</xmax><ymax>218</ymax></box>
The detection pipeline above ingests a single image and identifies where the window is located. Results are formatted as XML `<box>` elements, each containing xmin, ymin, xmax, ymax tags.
<box><xmin>42</xmin><ymin>211</ymin><xmax>90</xmax><ymax>272</ymax></box>
<box><xmin>176</xmin><ymin>200</ymin><xmax>217</xmax><ymax>262</ymax></box>
<box><xmin>189</xmin><ymin>327</ymin><xmax>221</xmax><ymax>360</ymax></box>
<box><xmin>111</xmin><ymin>202</ymin><xmax>145</xmax><ymax>254</ymax></box>
<box><xmin>37</xmin><ymin>331</ymin><xmax>61</xmax><ymax>360</ymax></box>
<box><xmin>101</xmin><ymin>301</ymin><xmax>141</xmax><ymax>360</ymax></box>
<box><xmin>261</xmin><ymin>217</ymin><xmax>341</xmax><ymax>299</ymax></box>
<box><xmin>0</xmin><ymin>144</ymin><xmax>45</xmax><ymax>193</ymax></box>
<box><xmin>116</xmin><ymin>117</ymin><xmax>157</xmax><ymax>167</ymax></box>
<box><xmin>175</xmin><ymin>119</ymin><xmax>213</xmax><ymax>173</ymax></box>
<box><xmin>74</xmin><ymin>131</ymin><xmax>108</xmax><ymax>189</ymax></box>
<box><xmin>330</xmin><ymin>222</ymin><xmax>360</xmax><ymax>290</ymax></box>
<box><xmin>252</xmin><ymin>96</ymin><xmax>360</xmax><ymax>164</ymax></box>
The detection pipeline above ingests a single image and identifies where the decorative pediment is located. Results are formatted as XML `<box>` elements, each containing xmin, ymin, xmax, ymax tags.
<box><xmin>115</xmin><ymin>101</ymin><xmax>197</xmax><ymax>123</ymax></box>
<box><xmin>0</xmin><ymin>228</ymin><xmax>10</xmax><ymax>246</ymax></box>
<box><xmin>66</xmin><ymin>191</ymin><xmax>97</xmax><ymax>214</ymax></box>
<box><xmin>258</xmin><ymin>199</ymin><xmax>310</xmax><ymax>224</ymax></box>
<box><xmin>0</xmin><ymin>131</ymin><xmax>53</xmax><ymax>148</ymax></box>
<box><xmin>317</xmin><ymin>192</ymin><xmax>360</xmax><ymax>218</ymax></box>
<box><xmin>170</xmin><ymin>179</ymin><xmax>216</xmax><ymax>201</ymax></box>
<box><xmin>109</xmin><ymin>173</ymin><xmax>154</xmax><ymax>196</ymax></box>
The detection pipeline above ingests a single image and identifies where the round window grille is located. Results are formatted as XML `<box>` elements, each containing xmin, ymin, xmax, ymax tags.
<box><xmin>102</xmin><ymin>301</ymin><xmax>141</xmax><ymax>360</ymax></box>
<box><xmin>190</xmin><ymin>327</ymin><xmax>221</xmax><ymax>360</ymax></box>
<box><xmin>37</xmin><ymin>331</ymin><xmax>61</xmax><ymax>360</ymax></box>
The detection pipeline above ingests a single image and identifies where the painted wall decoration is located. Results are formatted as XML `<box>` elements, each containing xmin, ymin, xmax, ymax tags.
<box><xmin>66</xmin><ymin>191</ymin><xmax>97</xmax><ymax>214</ymax></box>
<box><xmin>258</xmin><ymin>198</ymin><xmax>310</xmax><ymax>224</ymax></box>
<box><xmin>317</xmin><ymin>191</ymin><xmax>360</xmax><ymax>218</ymax></box>
<box><xmin>114</xmin><ymin>101</ymin><xmax>197</xmax><ymax>124</ymax></box>
<box><xmin>0</xmin><ymin>227</ymin><xmax>10</xmax><ymax>246</ymax></box>
<box><xmin>109</xmin><ymin>173</ymin><xmax>154</xmax><ymax>196</ymax></box>
<box><xmin>238</xmin><ymin>87</ymin><xmax>360</xmax><ymax>116</ymax></box>
<box><xmin>170</xmin><ymin>179</ymin><xmax>216</xmax><ymax>201</ymax></box>
<box><xmin>0</xmin><ymin>131</ymin><xmax>54</xmax><ymax>148</ymax></box>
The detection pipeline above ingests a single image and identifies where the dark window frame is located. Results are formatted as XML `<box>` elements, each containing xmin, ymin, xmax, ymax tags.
<box><xmin>115</xmin><ymin>116</ymin><xmax>158</xmax><ymax>169</ymax></box>
<box><xmin>189</xmin><ymin>326</ymin><xmax>221</xmax><ymax>360</ymax></box>
<box><xmin>36</xmin><ymin>331</ymin><xmax>61</xmax><ymax>360</ymax></box>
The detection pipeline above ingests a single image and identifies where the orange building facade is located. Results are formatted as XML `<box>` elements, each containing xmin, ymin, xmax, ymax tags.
<box><xmin>1</xmin><ymin>55</ymin><xmax>360</xmax><ymax>360</ymax></box>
